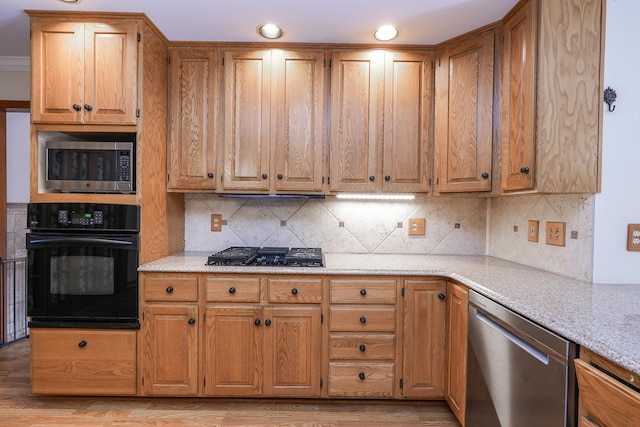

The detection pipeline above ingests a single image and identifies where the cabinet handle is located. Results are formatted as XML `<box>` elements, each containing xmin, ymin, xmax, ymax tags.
<box><xmin>188</xmin><ymin>317</ymin><xmax>196</xmax><ymax>325</ymax></box>
<box><xmin>369</xmin><ymin>176</ymin><xmax>375</xmax><ymax>182</ymax></box>
<box><xmin>207</xmin><ymin>173</ymin><xmax>214</xmax><ymax>179</ymax></box>
<box><xmin>277</xmin><ymin>174</ymin><xmax>283</xmax><ymax>180</ymax></box>
<box><xmin>229</xmin><ymin>287</ymin><xmax>236</xmax><ymax>294</ymax></box>
<box><xmin>83</xmin><ymin>104</ymin><xmax>93</xmax><ymax>112</ymax></box>
<box><xmin>265</xmin><ymin>319</ymin><xmax>272</xmax><ymax>326</ymax></box>
<box><xmin>520</xmin><ymin>167</ymin><xmax>530</xmax><ymax>174</ymax></box>
<box><xmin>78</xmin><ymin>340</ymin><xmax>87</xmax><ymax>348</ymax></box>
<box><xmin>358</xmin><ymin>372</ymin><xmax>366</xmax><ymax>380</ymax></box>
<box><xmin>360</xmin><ymin>288</ymin><xmax>367</xmax><ymax>296</ymax></box>
<box><xmin>254</xmin><ymin>319</ymin><xmax>261</xmax><ymax>326</ymax></box>
<box><xmin>438</xmin><ymin>293</ymin><xmax>446</xmax><ymax>300</ymax></box>
<box><xmin>166</xmin><ymin>285</ymin><xmax>174</xmax><ymax>293</ymax></box>
<box><xmin>72</xmin><ymin>104</ymin><xmax>82</xmax><ymax>112</ymax></box>
<box><xmin>481</xmin><ymin>172</ymin><xmax>489</xmax><ymax>179</ymax></box>
<box><xmin>261</xmin><ymin>173</ymin><xmax>268</xmax><ymax>180</ymax></box>
<box><xmin>291</xmin><ymin>288</ymin><xmax>298</xmax><ymax>295</ymax></box>
<box><xmin>360</xmin><ymin>316</ymin><xmax>367</xmax><ymax>324</ymax></box>
<box><xmin>384</xmin><ymin>175</ymin><xmax>391</xmax><ymax>181</ymax></box>
<box><xmin>359</xmin><ymin>344</ymin><xmax>366</xmax><ymax>352</ymax></box>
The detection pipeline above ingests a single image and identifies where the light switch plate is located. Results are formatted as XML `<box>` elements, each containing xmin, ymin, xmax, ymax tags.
<box><xmin>545</xmin><ymin>222</ymin><xmax>566</xmax><ymax>247</ymax></box>
<box><xmin>528</xmin><ymin>220</ymin><xmax>539</xmax><ymax>242</ymax></box>
<box><xmin>408</xmin><ymin>218</ymin><xmax>426</xmax><ymax>236</ymax></box>
<box><xmin>627</xmin><ymin>224</ymin><xmax>640</xmax><ymax>251</ymax></box>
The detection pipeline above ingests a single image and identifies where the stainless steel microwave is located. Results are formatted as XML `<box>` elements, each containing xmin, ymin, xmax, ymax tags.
<box><xmin>45</xmin><ymin>141</ymin><xmax>135</xmax><ymax>193</ymax></box>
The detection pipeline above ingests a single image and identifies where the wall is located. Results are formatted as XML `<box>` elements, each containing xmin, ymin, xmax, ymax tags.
<box><xmin>6</xmin><ymin>112</ymin><xmax>29</xmax><ymax>203</ymax></box>
<box><xmin>0</xmin><ymin>58</ymin><xmax>29</xmax><ymax>100</ymax></box>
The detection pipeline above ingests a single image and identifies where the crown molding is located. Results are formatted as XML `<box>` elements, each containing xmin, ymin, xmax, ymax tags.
<box><xmin>0</xmin><ymin>56</ymin><xmax>30</xmax><ymax>71</ymax></box>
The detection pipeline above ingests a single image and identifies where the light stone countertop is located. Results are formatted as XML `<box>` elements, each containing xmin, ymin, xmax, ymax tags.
<box><xmin>139</xmin><ymin>252</ymin><xmax>640</xmax><ymax>377</ymax></box>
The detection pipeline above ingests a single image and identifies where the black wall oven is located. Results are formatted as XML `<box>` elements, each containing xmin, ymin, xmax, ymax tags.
<box><xmin>27</xmin><ymin>203</ymin><xmax>140</xmax><ymax>329</ymax></box>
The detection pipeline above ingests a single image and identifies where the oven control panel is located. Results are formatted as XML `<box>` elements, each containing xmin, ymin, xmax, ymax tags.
<box><xmin>58</xmin><ymin>209</ymin><xmax>104</xmax><ymax>226</ymax></box>
<box><xmin>28</xmin><ymin>203</ymin><xmax>140</xmax><ymax>232</ymax></box>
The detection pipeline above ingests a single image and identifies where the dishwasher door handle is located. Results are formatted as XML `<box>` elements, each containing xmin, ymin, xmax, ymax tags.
<box><xmin>475</xmin><ymin>310</ymin><xmax>550</xmax><ymax>365</ymax></box>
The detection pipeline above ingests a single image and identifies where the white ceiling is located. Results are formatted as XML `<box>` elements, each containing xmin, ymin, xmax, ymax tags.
<box><xmin>0</xmin><ymin>0</ymin><xmax>519</xmax><ymax>58</ymax></box>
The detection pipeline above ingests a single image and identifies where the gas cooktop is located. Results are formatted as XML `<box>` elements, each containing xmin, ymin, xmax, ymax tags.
<box><xmin>207</xmin><ymin>247</ymin><xmax>324</xmax><ymax>267</ymax></box>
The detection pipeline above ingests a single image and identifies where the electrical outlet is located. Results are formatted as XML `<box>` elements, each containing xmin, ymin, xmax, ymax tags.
<box><xmin>408</xmin><ymin>218</ymin><xmax>426</xmax><ymax>236</ymax></box>
<box><xmin>627</xmin><ymin>224</ymin><xmax>640</xmax><ymax>251</ymax></box>
<box><xmin>528</xmin><ymin>220</ymin><xmax>539</xmax><ymax>242</ymax></box>
<box><xmin>545</xmin><ymin>221</ymin><xmax>566</xmax><ymax>247</ymax></box>
<box><xmin>211</xmin><ymin>214</ymin><xmax>222</xmax><ymax>232</ymax></box>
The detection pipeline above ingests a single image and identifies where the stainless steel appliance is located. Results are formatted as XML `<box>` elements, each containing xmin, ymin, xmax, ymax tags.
<box><xmin>27</xmin><ymin>203</ymin><xmax>140</xmax><ymax>328</ymax></box>
<box><xmin>45</xmin><ymin>140</ymin><xmax>134</xmax><ymax>193</ymax></box>
<box><xmin>466</xmin><ymin>290</ymin><xmax>577</xmax><ymax>427</ymax></box>
<box><xmin>207</xmin><ymin>247</ymin><xmax>324</xmax><ymax>267</ymax></box>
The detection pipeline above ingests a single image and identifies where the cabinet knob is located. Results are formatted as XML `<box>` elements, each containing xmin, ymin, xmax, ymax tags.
<box><xmin>261</xmin><ymin>173</ymin><xmax>268</xmax><ymax>180</ymax></box>
<box><xmin>166</xmin><ymin>285</ymin><xmax>174</xmax><ymax>293</ymax></box>
<box><xmin>359</xmin><ymin>372</ymin><xmax>366</xmax><ymax>380</ymax></box>
<box><xmin>207</xmin><ymin>173</ymin><xmax>214</xmax><ymax>179</ymax></box>
<box><xmin>277</xmin><ymin>174</ymin><xmax>283</xmax><ymax>180</ymax></box>
<box><xmin>360</xmin><ymin>316</ymin><xmax>367</xmax><ymax>324</ymax></box>
<box><xmin>229</xmin><ymin>287</ymin><xmax>236</xmax><ymax>294</ymax></box>
<box><xmin>359</xmin><ymin>344</ymin><xmax>366</xmax><ymax>352</ymax></box>
<box><xmin>265</xmin><ymin>319</ymin><xmax>272</xmax><ymax>326</ymax></box>
<box><xmin>291</xmin><ymin>288</ymin><xmax>298</xmax><ymax>295</ymax></box>
<box><xmin>481</xmin><ymin>172</ymin><xmax>489</xmax><ymax>179</ymax></box>
<box><xmin>384</xmin><ymin>175</ymin><xmax>391</xmax><ymax>181</ymax></box>
<box><xmin>78</xmin><ymin>340</ymin><xmax>87</xmax><ymax>348</ymax></box>
<box><xmin>438</xmin><ymin>292</ymin><xmax>446</xmax><ymax>300</ymax></box>
<box><xmin>188</xmin><ymin>317</ymin><xmax>196</xmax><ymax>325</ymax></box>
<box><xmin>72</xmin><ymin>104</ymin><xmax>82</xmax><ymax>112</ymax></box>
<box><xmin>520</xmin><ymin>167</ymin><xmax>530</xmax><ymax>174</ymax></box>
<box><xmin>83</xmin><ymin>104</ymin><xmax>93</xmax><ymax>112</ymax></box>
<box><xmin>254</xmin><ymin>319</ymin><xmax>261</xmax><ymax>326</ymax></box>
<box><xmin>360</xmin><ymin>289</ymin><xmax>367</xmax><ymax>296</ymax></box>
<box><xmin>369</xmin><ymin>176</ymin><xmax>375</xmax><ymax>182</ymax></box>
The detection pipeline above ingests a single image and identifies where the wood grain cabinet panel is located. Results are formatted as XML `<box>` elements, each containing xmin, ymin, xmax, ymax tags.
<box><xmin>329</xmin><ymin>278</ymin><xmax>396</xmax><ymax>304</ymax></box>
<box><xmin>445</xmin><ymin>282</ymin><xmax>468</xmax><ymax>425</ymax></box>
<box><xmin>142</xmin><ymin>273</ymin><xmax>198</xmax><ymax>302</ymax></box>
<box><xmin>328</xmin><ymin>362</ymin><xmax>395</xmax><ymax>398</ymax></box>
<box><xmin>205</xmin><ymin>276</ymin><xmax>261</xmax><ymax>303</ymax></box>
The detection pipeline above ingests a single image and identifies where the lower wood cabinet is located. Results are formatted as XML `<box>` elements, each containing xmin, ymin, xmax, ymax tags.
<box><xmin>30</xmin><ymin>328</ymin><xmax>137</xmax><ymax>395</ymax></box>
<box><xmin>445</xmin><ymin>281</ymin><xmax>469</xmax><ymax>425</ymax></box>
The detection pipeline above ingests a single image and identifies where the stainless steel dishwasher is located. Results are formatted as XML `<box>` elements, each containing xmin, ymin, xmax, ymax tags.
<box><xmin>466</xmin><ymin>290</ymin><xmax>577</xmax><ymax>427</ymax></box>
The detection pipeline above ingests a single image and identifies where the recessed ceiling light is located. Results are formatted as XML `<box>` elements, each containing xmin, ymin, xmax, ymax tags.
<box><xmin>374</xmin><ymin>25</ymin><xmax>399</xmax><ymax>41</ymax></box>
<box><xmin>257</xmin><ymin>23</ymin><xmax>284</xmax><ymax>40</ymax></box>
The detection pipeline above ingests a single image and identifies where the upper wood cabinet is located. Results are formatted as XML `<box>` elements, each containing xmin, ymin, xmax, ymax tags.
<box><xmin>329</xmin><ymin>50</ymin><xmax>432</xmax><ymax>193</ymax></box>
<box><xmin>30</xmin><ymin>17</ymin><xmax>138</xmax><ymax>125</ymax></box>
<box><xmin>434</xmin><ymin>29</ymin><xmax>495</xmax><ymax>193</ymax></box>
<box><xmin>501</xmin><ymin>0</ymin><xmax>604</xmax><ymax>193</ymax></box>
<box><xmin>220</xmin><ymin>48</ymin><xmax>325</xmax><ymax>193</ymax></box>
<box><xmin>167</xmin><ymin>46</ymin><xmax>218</xmax><ymax>191</ymax></box>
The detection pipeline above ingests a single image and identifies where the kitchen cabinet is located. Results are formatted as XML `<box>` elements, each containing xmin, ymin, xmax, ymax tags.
<box><xmin>329</xmin><ymin>50</ymin><xmax>432</xmax><ymax>193</ymax></box>
<box><xmin>434</xmin><ymin>29</ymin><xmax>495</xmax><ymax>194</ymax></box>
<box><xmin>30</xmin><ymin>328</ymin><xmax>137</xmax><ymax>395</ymax></box>
<box><xmin>445</xmin><ymin>281</ymin><xmax>468</xmax><ymax>425</ymax></box>
<box><xmin>204</xmin><ymin>276</ymin><xmax>322</xmax><ymax>397</ymax></box>
<box><xmin>501</xmin><ymin>0</ymin><xmax>604</xmax><ymax>193</ymax></box>
<box><xmin>30</xmin><ymin>17</ymin><xmax>138</xmax><ymax>125</ymax></box>
<box><xmin>167</xmin><ymin>46</ymin><xmax>218</xmax><ymax>191</ymax></box>
<box><xmin>220</xmin><ymin>48</ymin><xmax>325</xmax><ymax>193</ymax></box>
<box><xmin>140</xmin><ymin>273</ymin><xmax>199</xmax><ymax>396</ymax></box>
<box><xmin>328</xmin><ymin>277</ymin><xmax>400</xmax><ymax>398</ymax></box>
<box><xmin>402</xmin><ymin>279</ymin><xmax>446</xmax><ymax>399</ymax></box>
<box><xmin>575</xmin><ymin>348</ymin><xmax>640</xmax><ymax>426</ymax></box>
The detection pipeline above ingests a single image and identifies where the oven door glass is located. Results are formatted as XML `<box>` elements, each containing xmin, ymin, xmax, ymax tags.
<box><xmin>27</xmin><ymin>233</ymin><xmax>138</xmax><ymax>323</ymax></box>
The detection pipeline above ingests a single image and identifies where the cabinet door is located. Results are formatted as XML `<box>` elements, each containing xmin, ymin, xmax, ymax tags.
<box><xmin>141</xmin><ymin>304</ymin><xmax>199</xmax><ymax>396</ymax></box>
<box><xmin>501</xmin><ymin>0</ymin><xmax>537</xmax><ymax>191</ymax></box>
<box><xmin>435</xmin><ymin>31</ymin><xmax>494</xmax><ymax>193</ymax></box>
<box><xmin>382</xmin><ymin>51</ymin><xmax>432</xmax><ymax>193</ymax></box>
<box><xmin>204</xmin><ymin>306</ymin><xmax>263</xmax><ymax>396</ymax></box>
<box><xmin>402</xmin><ymin>279</ymin><xmax>446</xmax><ymax>399</ymax></box>
<box><xmin>329</xmin><ymin>50</ymin><xmax>384</xmax><ymax>192</ymax></box>
<box><xmin>221</xmin><ymin>49</ymin><xmax>271</xmax><ymax>191</ymax></box>
<box><xmin>272</xmin><ymin>50</ymin><xmax>325</xmax><ymax>192</ymax></box>
<box><xmin>263</xmin><ymin>306</ymin><xmax>322</xmax><ymax>397</ymax></box>
<box><xmin>83</xmin><ymin>21</ymin><xmax>138</xmax><ymax>124</ymax></box>
<box><xmin>30</xmin><ymin>20</ymin><xmax>85</xmax><ymax>123</ymax></box>
<box><xmin>168</xmin><ymin>47</ymin><xmax>218</xmax><ymax>190</ymax></box>
<box><xmin>445</xmin><ymin>282</ymin><xmax>468</xmax><ymax>425</ymax></box>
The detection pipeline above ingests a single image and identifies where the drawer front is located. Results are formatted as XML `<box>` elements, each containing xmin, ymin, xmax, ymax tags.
<box><xmin>143</xmin><ymin>274</ymin><xmax>198</xmax><ymax>302</ymax></box>
<box><xmin>30</xmin><ymin>329</ymin><xmax>137</xmax><ymax>395</ymax></box>
<box><xmin>267</xmin><ymin>278</ymin><xmax>323</xmax><ymax>303</ymax></box>
<box><xmin>329</xmin><ymin>334</ymin><xmax>396</xmax><ymax>360</ymax></box>
<box><xmin>575</xmin><ymin>359</ymin><xmax>640</xmax><ymax>426</ymax></box>
<box><xmin>330</xmin><ymin>278</ymin><xmax>396</xmax><ymax>304</ymax></box>
<box><xmin>205</xmin><ymin>277</ymin><xmax>260</xmax><ymax>302</ymax></box>
<box><xmin>328</xmin><ymin>362</ymin><xmax>395</xmax><ymax>398</ymax></box>
<box><xmin>329</xmin><ymin>306</ymin><xmax>396</xmax><ymax>332</ymax></box>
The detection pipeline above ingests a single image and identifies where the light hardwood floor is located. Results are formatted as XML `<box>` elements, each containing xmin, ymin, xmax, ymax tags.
<box><xmin>0</xmin><ymin>338</ymin><xmax>461</xmax><ymax>426</ymax></box>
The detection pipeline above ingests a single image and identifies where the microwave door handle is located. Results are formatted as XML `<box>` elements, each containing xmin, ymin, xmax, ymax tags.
<box><xmin>28</xmin><ymin>237</ymin><xmax>134</xmax><ymax>246</ymax></box>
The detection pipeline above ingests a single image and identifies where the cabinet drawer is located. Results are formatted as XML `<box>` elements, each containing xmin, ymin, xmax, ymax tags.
<box><xmin>30</xmin><ymin>328</ymin><xmax>137</xmax><ymax>395</ymax></box>
<box><xmin>330</xmin><ymin>278</ymin><xmax>396</xmax><ymax>304</ymax></box>
<box><xmin>329</xmin><ymin>306</ymin><xmax>396</xmax><ymax>332</ymax></box>
<box><xmin>205</xmin><ymin>276</ymin><xmax>260</xmax><ymax>302</ymax></box>
<box><xmin>328</xmin><ymin>362</ymin><xmax>395</xmax><ymax>398</ymax></box>
<box><xmin>329</xmin><ymin>334</ymin><xmax>396</xmax><ymax>360</ymax></box>
<box><xmin>575</xmin><ymin>358</ymin><xmax>640</xmax><ymax>425</ymax></box>
<box><xmin>267</xmin><ymin>278</ymin><xmax>322</xmax><ymax>303</ymax></box>
<box><xmin>143</xmin><ymin>274</ymin><xmax>198</xmax><ymax>302</ymax></box>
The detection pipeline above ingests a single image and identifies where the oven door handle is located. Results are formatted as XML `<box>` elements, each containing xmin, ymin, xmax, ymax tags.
<box><xmin>28</xmin><ymin>236</ymin><xmax>135</xmax><ymax>246</ymax></box>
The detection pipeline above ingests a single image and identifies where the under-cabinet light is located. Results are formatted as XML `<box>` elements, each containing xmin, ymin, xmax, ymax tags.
<box><xmin>336</xmin><ymin>194</ymin><xmax>415</xmax><ymax>201</ymax></box>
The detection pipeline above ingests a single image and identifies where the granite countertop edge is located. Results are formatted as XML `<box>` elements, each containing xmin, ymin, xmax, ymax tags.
<box><xmin>139</xmin><ymin>252</ymin><xmax>640</xmax><ymax>377</ymax></box>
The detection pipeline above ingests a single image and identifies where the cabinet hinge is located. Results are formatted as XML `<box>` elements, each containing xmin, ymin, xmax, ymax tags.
<box><xmin>401</xmin><ymin>287</ymin><xmax>405</xmax><ymax>297</ymax></box>
<box><xmin>321</xmin><ymin>313</ymin><xmax>324</xmax><ymax>324</ymax></box>
<box><xmin>429</xmin><ymin>178</ymin><xmax>432</xmax><ymax>186</ymax></box>
<box><xmin>141</xmin><ymin>377</ymin><xmax>144</xmax><ymax>385</ymax></box>
<box><xmin>400</xmin><ymin>378</ymin><xmax>403</xmax><ymax>388</ymax></box>
<box><xmin>437</xmin><ymin>58</ymin><xmax>440</xmax><ymax>67</ymax></box>
<box><xmin>222</xmin><ymin>57</ymin><xmax>225</xmax><ymax>66</ymax></box>
<box><xmin>136</xmin><ymin>108</ymin><xmax>140</xmax><ymax>118</ymax></box>
<box><xmin>320</xmin><ymin>378</ymin><xmax>323</xmax><ymax>388</ymax></box>
<box><xmin>327</xmin><ymin>177</ymin><xmax>330</xmax><ymax>185</ymax></box>
<box><xmin>168</xmin><ymin>56</ymin><xmax>171</xmax><ymax>65</ymax></box>
<box><xmin>323</xmin><ymin>59</ymin><xmax>326</xmax><ymax>67</ymax></box>
<box><xmin>329</xmin><ymin>59</ymin><xmax>332</xmax><ymax>67</ymax></box>
<box><xmin>204</xmin><ymin>378</ymin><xmax>206</xmax><ymax>386</ymax></box>
<box><xmin>137</xmin><ymin>33</ymin><xmax>141</xmax><ymax>43</ymax></box>
<box><xmin>167</xmin><ymin>173</ymin><xmax>170</xmax><ymax>183</ymax></box>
